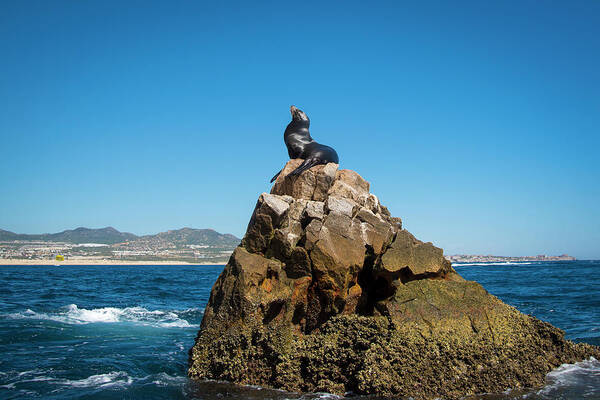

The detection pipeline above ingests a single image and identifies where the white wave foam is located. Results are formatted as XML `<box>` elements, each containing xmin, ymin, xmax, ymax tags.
<box><xmin>0</xmin><ymin>383</ymin><xmax>15</xmax><ymax>389</ymax></box>
<box><xmin>137</xmin><ymin>372</ymin><xmax>187</xmax><ymax>387</ymax></box>
<box><xmin>4</xmin><ymin>304</ymin><xmax>194</xmax><ymax>328</ymax></box>
<box><xmin>5</xmin><ymin>370</ymin><xmax>187</xmax><ymax>391</ymax></box>
<box><xmin>538</xmin><ymin>357</ymin><xmax>600</xmax><ymax>396</ymax></box>
<box><xmin>159</xmin><ymin>319</ymin><xmax>193</xmax><ymax>328</ymax></box>
<box><xmin>18</xmin><ymin>376</ymin><xmax>54</xmax><ymax>383</ymax></box>
<box><xmin>17</xmin><ymin>369</ymin><xmax>43</xmax><ymax>377</ymax></box>
<box><xmin>58</xmin><ymin>371</ymin><xmax>133</xmax><ymax>388</ymax></box>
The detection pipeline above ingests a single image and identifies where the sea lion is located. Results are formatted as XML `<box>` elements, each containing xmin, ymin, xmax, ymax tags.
<box><xmin>270</xmin><ymin>106</ymin><xmax>339</xmax><ymax>182</ymax></box>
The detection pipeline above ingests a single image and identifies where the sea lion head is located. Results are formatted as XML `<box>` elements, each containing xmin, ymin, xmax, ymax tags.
<box><xmin>290</xmin><ymin>105</ymin><xmax>309</xmax><ymax>123</ymax></box>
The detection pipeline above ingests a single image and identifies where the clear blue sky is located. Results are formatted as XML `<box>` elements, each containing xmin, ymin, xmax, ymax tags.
<box><xmin>1</xmin><ymin>1</ymin><xmax>599</xmax><ymax>258</ymax></box>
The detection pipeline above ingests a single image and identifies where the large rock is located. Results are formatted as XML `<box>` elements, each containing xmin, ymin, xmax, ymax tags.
<box><xmin>189</xmin><ymin>160</ymin><xmax>599</xmax><ymax>399</ymax></box>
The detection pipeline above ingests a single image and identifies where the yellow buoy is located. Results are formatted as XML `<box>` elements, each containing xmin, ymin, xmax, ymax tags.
<box><xmin>55</xmin><ymin>255</ymin><xmax>65</xmax><ymax>261</ymax></box>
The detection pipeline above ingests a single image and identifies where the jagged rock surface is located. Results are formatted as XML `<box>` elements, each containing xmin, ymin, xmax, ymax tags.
<box><xmin>189</xmin><ymin>159</ymin><xmax>599</xmax><ymax>399</ymax></box>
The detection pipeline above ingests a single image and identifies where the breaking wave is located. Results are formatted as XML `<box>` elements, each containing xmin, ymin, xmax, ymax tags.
<box><xmin>537</xmin><ymin>357</ymin><xmax>600</xmax><ymax>397</ymax></box>
<box><xmin>3</xmin><ymin>304</ymin><xmax>200</xmax><ymax>328</ymax></box>
<box><xmin>2</xmin><ymin>370</ymin><xmax>187</xmax><ymax>391</ymax></box>
<box><xmin>57</xmin><ymin>371</ymin><xmax>133</xmax><ymax>388</ymax></box>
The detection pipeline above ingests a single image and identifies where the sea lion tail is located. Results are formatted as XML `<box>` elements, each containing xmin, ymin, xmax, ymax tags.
<box><xmin>270</xmin><ymin>169</ymin><xmax>282</xmax><ymax>183</ymax></box>
<box><xmin>289</xmin><ymin>158</ymin><xmax>320</xmax><ymax>178</ymax></box>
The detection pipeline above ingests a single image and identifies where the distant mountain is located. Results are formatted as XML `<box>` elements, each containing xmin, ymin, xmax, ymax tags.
<box><xmin>0</xmin><ymin>227</ymin><xmax>240</xmax><ymax>247</ymax></box>
<box><xmin>137</xmin><ymin>228</ymin><xmax>240</xmax><ymax>247</ymax></box>
<box><xmin>0</xmin><ymin>227</ymin><xmax>138</xmax><ymax>244</ymax></box>
<box><xmin>52</xmin><ymin>227</ymin><xmax>139</xmax><ymax>244</ymax></box>
<box><xmin>0</xmin><ymin>229</ymin><xmax>18</xmax><ymax>241</ymax></box>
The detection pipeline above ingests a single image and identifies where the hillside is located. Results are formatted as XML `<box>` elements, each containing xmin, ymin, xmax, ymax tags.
<box><xmin>0</xmin><ymin>227</ymin><xmax>138</xmax><ymax>244</ymax></box>
<box><xmin>0</xmin><ymin>227</ymin><xmax>241</xmax><ymax>263</ymax></box>
<box><xmin>136</xmin><ymin>228</ymin><xmax>240</xmax><ymax>248</ymax></box>
<box><xmin>0</xmin><ymin>227</ymin><xmax>239</xmax><ymax>246</ymax></box>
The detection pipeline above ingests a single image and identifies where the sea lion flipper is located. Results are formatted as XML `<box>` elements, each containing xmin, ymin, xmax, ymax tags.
<box><xmin>289</xmin><ymin>158</ymin><xmax>320</xmax><ymax>178</ymax></box>
<box><xmin>270</xmin><ymin>169</ymin><xmax>282</xmax><ymax>183</ymax></box>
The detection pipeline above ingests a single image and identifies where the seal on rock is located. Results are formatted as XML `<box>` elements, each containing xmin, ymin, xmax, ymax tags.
<box><xmin>270</xmin><ymin>106</ymin><xmax>339</xmax><ymax>182</ymax></box>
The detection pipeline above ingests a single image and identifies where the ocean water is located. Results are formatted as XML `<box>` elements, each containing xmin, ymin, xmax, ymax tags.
<box><xmin>0</xmin><ymin>261</ymin><xmax>598</xmax><ymax>399</ymax></box>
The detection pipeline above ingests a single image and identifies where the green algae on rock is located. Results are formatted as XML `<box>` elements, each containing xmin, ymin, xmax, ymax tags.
<box><xmin>188</xmin><ymin>159</ymin><xmax>599</xmax><ymax>399</ymax></box>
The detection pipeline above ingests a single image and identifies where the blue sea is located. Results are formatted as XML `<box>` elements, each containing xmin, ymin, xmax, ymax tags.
<box><xmin>0</xmin><ymin>261</ymin><xmax>598</xmax><ymax>399</ymax></box>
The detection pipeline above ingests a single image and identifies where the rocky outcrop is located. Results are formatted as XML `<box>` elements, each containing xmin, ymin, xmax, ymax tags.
<box><xmin>189</xmin><ymin>159</ymin><xmax>599</xmax><ymax>399</ymax></box>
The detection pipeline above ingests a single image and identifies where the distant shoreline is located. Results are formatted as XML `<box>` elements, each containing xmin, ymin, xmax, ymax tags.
<box><xmin>0</xmin><ymin>259</ymin><xmax>226</xmax><ymax>266</ymax></box>
<box><xmin>447</xmin><ymin>255</ymin><xmax>575</xmax><ymax>263</ymax></box>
